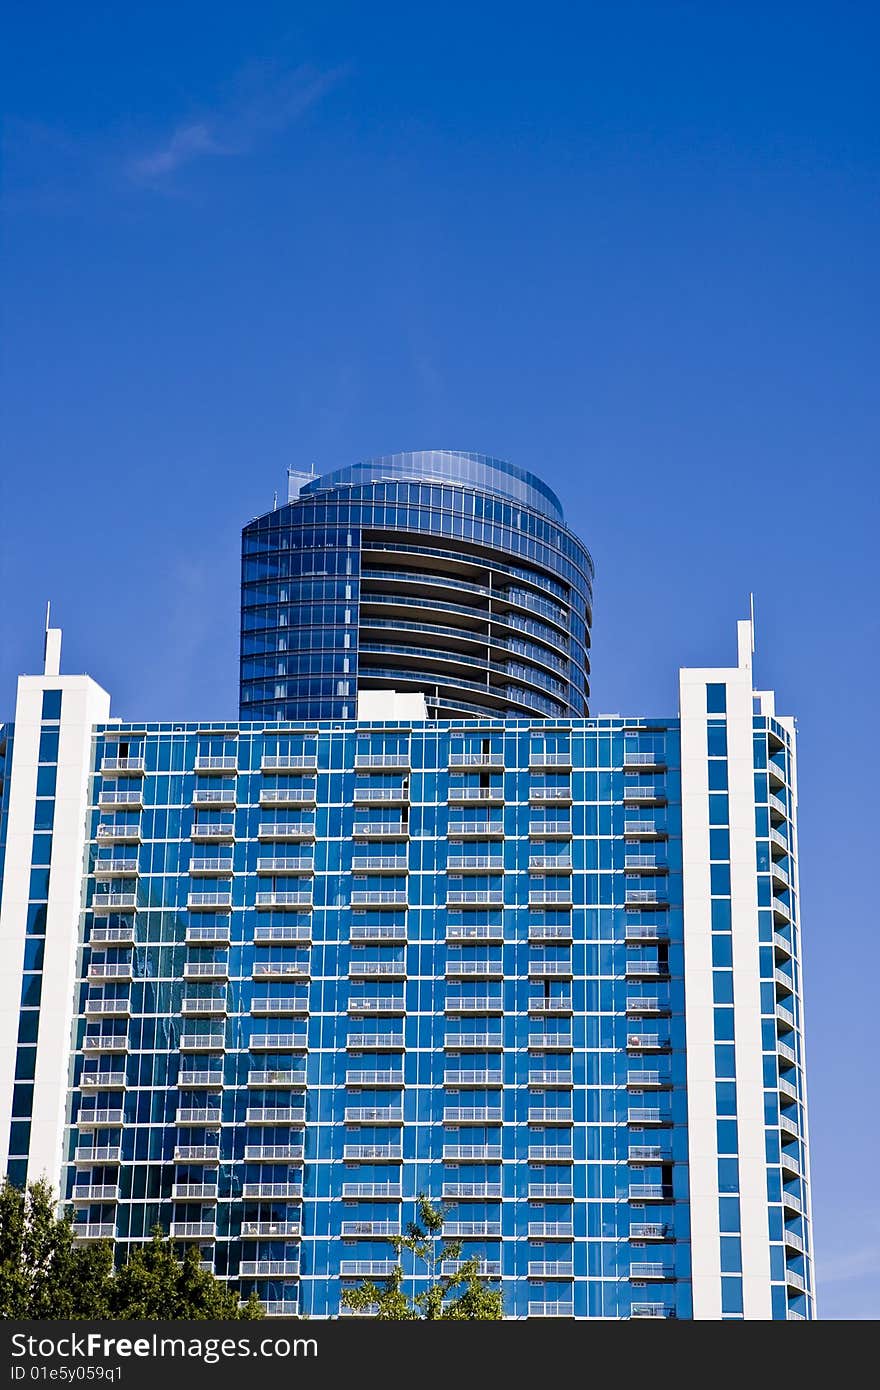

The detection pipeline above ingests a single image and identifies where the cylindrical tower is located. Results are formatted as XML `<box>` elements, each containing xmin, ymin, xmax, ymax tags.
<box><xmin>240</xmin><ymin>449</ymin><xmax>593</xmax><ymax>721</ymax></box>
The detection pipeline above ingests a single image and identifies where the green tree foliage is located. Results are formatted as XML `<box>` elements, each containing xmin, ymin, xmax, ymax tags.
<box><xmin>341</xmin><ymin>1196</ymin><xmax>503</xmax><ymax>1321</ymax></box>
<box><xmin>0</xmin><ymin>1178</ymin><xmax>263</xmax><ymax>1319</ymax></box>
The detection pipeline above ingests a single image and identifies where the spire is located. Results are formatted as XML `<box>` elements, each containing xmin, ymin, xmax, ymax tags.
<box><xmin>43</xmin><ymin>601</ymin><xmax>62</xmax><ymax>676</ymax></box>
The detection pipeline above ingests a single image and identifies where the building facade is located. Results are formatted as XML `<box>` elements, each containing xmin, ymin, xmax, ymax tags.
<box><xmin>240</xmin><ymin>451</ymin><xmax>594</xmax><ymax>724</ymax></box>
<box><xmin>0</xmin><ymin>620</ymin><xmax>814</xmax><ymax>1320</ymax></box>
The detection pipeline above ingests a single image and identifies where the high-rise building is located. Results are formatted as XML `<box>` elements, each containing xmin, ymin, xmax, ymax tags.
<box><xmin>0</xmin><ymin>457</ymin><xmax>814</xmax><ymax>1320</ymax></box>
<box><xmin>240</xmin><ymin>451</ymin><xmax>593</xmax><ymax>723</ymax></box>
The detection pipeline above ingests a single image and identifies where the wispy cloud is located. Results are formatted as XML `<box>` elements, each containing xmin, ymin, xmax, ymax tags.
<box><xmin>127</xmin><ymin>61</ymin><xmax>345</xmax><ymax>187</ymax></box>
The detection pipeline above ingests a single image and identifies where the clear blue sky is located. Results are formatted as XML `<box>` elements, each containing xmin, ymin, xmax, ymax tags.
<box><xmin>2</xmin><ymin>1</ymin><xmax>877</xmax><ymax>1317</ymax></box>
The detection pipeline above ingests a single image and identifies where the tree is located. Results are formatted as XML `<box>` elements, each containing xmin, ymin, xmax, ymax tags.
<box><xmin>341</xmin><ymin>1196</ymin><xmax>503</xmax><ymax>1320</ymax></box>
<box><xmin>109</xmin><ymin>1229</ymin><xmax>264</xmax><ymax>1320</ymax></box>
<box><xmin>0</xmin><ymin>1179</ymin><xmax>263</xmax><ymax>1319</ymax></box>
<box><xmin>0</xmin><ymin>1177</ymin><xmax>113</xmax><ymax>1318</ymax></box>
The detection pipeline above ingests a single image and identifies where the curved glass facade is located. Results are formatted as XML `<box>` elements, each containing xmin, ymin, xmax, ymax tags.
<box><xmin>240</xmin><ymin>450</ymin><xmax>594</xmax><ymax>722</ymax></box>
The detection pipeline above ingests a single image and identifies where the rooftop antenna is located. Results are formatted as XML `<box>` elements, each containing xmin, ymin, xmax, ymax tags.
<box><xmin>749</xmin><ymin>592</ymin><xmax>756</xmax><ymax>652</ymax></box>
<box><xmin>273</xmin><ymin>490</ymin><xmax>278</xmax><ymax>510</ymax></box>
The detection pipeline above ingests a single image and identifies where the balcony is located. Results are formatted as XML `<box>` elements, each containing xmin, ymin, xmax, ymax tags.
<box><xmin>99</xmin><ymin>790</ymin><xmax>143</xmax><ymax>809</ymax></box>
<box><xmin>449</xmin><ymin>753</ymin><xmax>504</xmax><ymax>770</ymax></box>
<box><xmin>528</xmin><ymin>1184</ymin><xmax>573</xmax><ymax>1200</ymax></box>
<box><xmin>179</xmin><ymin>1033</ymin><xmax>226</xmax><ymax>1052</ymax></box>
<box><xmin>97</xmin><ymin>822</ymin><xmax>141</xmax><ymax>843</ymax></box>
<box><xmin>528</xmin><ymin>1108</ymin><xmax>573</xmax><ymax>1126</ymax></box>
<box><xmin>527</xmin><ymin>1302</ymin><xmax>574</xmax><ymax>1317</ymax></box>
<box><xmin>181</xmin><ymin>997</ymin><xmax>227</xmax><ymax>1017</ymax></box>
<box><xmin>190</xmin><ymin>822</ymin><xmax>235</xmax><ymax>842</ymax></box>
<box><xmin>342</xmin><ymin>1145</ymin><xmax>402</xmax><ymax>1162</ymax></box>
<box><xmin>194</xmin><ymin>756</ymin><xmax>238</xmax><ymax>775</ymax></box>
<box><xmin>447</xmin><ymin>855</ymin><xmax>504</xmax><ymax>873</ymax></box>
<box><xmin>627</xmin><ymin>1071</ymin><xmax>671</xmax><ymax>1090</ymax></box>
<box><xmin>85</xmin><ymin>998</ymin><xmax>131</xmax><ymax>1018</ymax></box>
<box><xmin>346</xmin><ymin>1033</ymin><xmax>405</xmax><ymax>1050</ymax></box>
<box><xmin>527</xmin><ymin>998</ymin><xmax>572</xmax><ymax>1015</ymax></box>
<box><xmin>628</xmin><ymin>1185</ymin><xmax>673</xmax><ymax>1203</ymax></box>
<box><xmin>528</xmin><ymin>961</ymin><xmax>573</xmax><ymax>979</ymax></box>
<box><xmin>250</xmin><ymin>998</ymin><xmax>308</xmax><ymax>1016</ymax></box>
<box><xmin>242</xmin><ymin>1184</ymin><xmax>302</xmax><ymax>1199</ymax></box>
<box><xmin>87</xmin><ymin>963</ymin><xmax>133</xmax><ymax>982</ymax></box>
<box><xmin>192</xmin><ymin>788</ymin><xmax>236</xmax><ymax>807</ymax></box>
<box><xmin>527</xmin><ymin>1033</ymin><xmax>573</xmax><ymax>1050</ymax></box>
<box><xmin>92</xmin><ymin>893</ymin><xmax>137</xmax><ymax>912</ymax></box>
<box><xmin>529</xmin><ymin>752</ymin><xmax>572</xmax><ymax>771</ymax></box>
<box><xmin>77</xmin><ymin>1108</ymin><xmax>124</xmax><ymax>1129</ymax></box>
<box><xmin>443</xmin><ymin>1108</ymin><xmax>502</xmax><ymax>1125</ymax></box>
<box><xmin>258</xmin><ymin>822</ymin><xmax>315</xmax><ymax>841</ymax></box>
<box><xmin>351</xmin><ymin>856</ymin><xmax>409</xmax><ymax>873</ymax></box>
<box><xmin>625</xmin><ymin>960</ymin><xmax>669</xmax><ymax>980</ymax></box>
<box><xmin>529</xmin><ymin>890</ymin><xmax>573</xmax><ymax>907</ymax></box>
<box><xmin>775</xmin><ymin>968</ymin><xmax>795</xmax><ymax>998</ymax></box>
<box><xmin>341</xmin><ymin>1221</ymin><xmax>399</xmax><ymax>1238</ymax></box>
<box><xmin>178</xmin><ymin>1071</ymin><xmax>223</xmax><ymax>1089</ymax></box>
<box><xmin>239</xmin><ymin>1262</ymin><xmax>300</xmax><ymax>1279</ymax></box>
<box><xmin>348</xmin><ymin>998</ymin><xmax>405</xmax><ymax>1016</ymax></box>
<box><xmin>188</xmin><ymin>857</ymin><xmax>234</xmax><ymax>880</ymax></box>
<box><xmin>772</xmin><ymin>898</ymin><xmax>793</xmax><ymax>926</ymax></box>
<box><xmin>350</xmin><ymin>924</ymin><xmax>407</xmax><ymax>942</ymax></box>
<box><xmin>187</xmin><ymin>892</ymin><xmax>232</xmax><ymax>911</ymax></box>
<box><xmin>246</xmin><ymin>1108</ymin><xmax>305</xmax><ymax>1126</ymax></box>
<box><xmin>80</xmin><ymin>1071</ymin><xmax>126</xmax><ymax>1091</ymax></box>
<box><xmin>626</xmin><ymin>1034</ymin><xmax>669</xmax><ymax>1052</ymax></box>
<box><xmin>354</xmin><ymin>754</ymin><xmax>410</xmax><ymax>771</ymax></box>
<box><xmin>259</xmin><ymin>787</ymin><xmax>317</xmax><ymax>808</ymax></box>
<box><xmin>626</xmin><ymin>997</ymin><xmax>668</xmax><ymax>1016</ymax></box>
<box><xmin>529</xmin><ymin>787</ymin><xmax>573</xmax><ymax>806</ymax></box>
<box><xmin>252</xmin><ymin>962</ymin><xmax>310</xmax><ymax>980</ymax></box>
<box><xmin>444</xmin><ymin>1033</ymin><xmax>503</xmax><ymax>1051</ymax></box>
<box><xmin>93</xmin><ymin>858</ymin><xmax>139</xmax><ymax>879</ymax></box>
<box><xmin>101</xmin><ymin>756</ymin><xmax>145</xmax><ymax>776</ymax></box>
<box><xmin>627</xmin><ymin>1109</ymin><xmax>671</xmax><ymax>1127</ymax></box>
<box><xmin>445</xmin><ymin>997</ymin><xmax>503</xmax><ymax>1015</ymax></box>
<box><xmin>185</xmin><ymin>924</ymin><xmax>230</xmax><ymax>945</ymax></box>
<box><xmin>341</xmin><ymin>1184</ymin><xmax>401</xmax><ymax>1199</ymax></box>
<box><xmin>785</xmin><ymin>1270</ymin><xmax>806</xmax><ymax>1293</ymax></box>
<box><xmin>175</xmin><ymin>1108</ymin><xmax>221</xmax><ymax>1126</ymax></box>
<box><xmin>71</xmin><ymin>1185</ymin><xmax>118</xmax><ymax>1203</ymax></box>
<box><xmin>183</xmin><ymin>962</ymin><xmax>229</xmax><ymax>981</ymax></box>
<box><xmin>528</xmin><ymin>923</ymin><xmax>573</xmax><ymax>943</ymax></box>
<box><xmin>170</xmin><ymin>1223</ymin><xmax>216</xmax><ymax>1240</ymax></box>
<box><xmin>173</xmin><ymin>1146</ymin><xmax>220</xmax><ymax>1163</ymax></box>
<box><xmin>628</xmin><ymin>1146</ymin><xmax>671</xmax><ymax>1164</ymax></box>
<box><xmin>625</xmin><ymin>890</ymin><xmax>668</xmax><ymax>909</ymax></box>
<box><xmin>623</xmin><ymin>821</ymin><xmax>666</xmax><ymax>839</ymax></box>
<box><xmin>346</xmin><ymin>1070</ymin><xmax>404</xmax><ymax>1087</ymax></box>
<box><xmin>528</xmin><ymin>1071</ymin><xmax>573</xmax><ymax>1088</ymax></box>
<box><xmin>442</xmin><ymin>1183</ymin><xmax>502</xmax><ymax>1200</ymax></box>
<box><xmin>783</xmin><ymin>1229</ymin><xmax>805</xmax><ymax>1254</ymax></box>
<box><xmin>350</xmin><ymin>889</ymin><xmax>408</xmax><ymax>911</ymax></box>
<box><xmin>528</xmin><ymin>855</ymin><xmax>572</xmax><ymax>872</ymax></box>
<box><xmin>630</xmin><ymin>1304</ymin><xmax>674</xmax><ymax>1318</ymax></box>
<box><xmin>624</xmin><ymin>855</ymin><xmax>667</xmax><ymax>873</ymax></box>
<box><xmin>528</xmin><ymin>1145</ymin><xmax>572</xmax><ymax>1163</ymax></box>
<box><xmin>82</xmin><ymin>1034</ymin><xmax>128</xmax><ymax>1053</ymax></box>
<box><xmin>348</xmin><ymin>960</ymin><xmax>407</xmax><ymax>979</ymax></box>
<box><xmin>248</xmin><ymin>1069</ymin><xmax>307</xmax><ymax>1088</ymax></box>
<box><xmin>443</xmin><ymin>1223</ymin><xmax>501</xmax><ymax>1238</ymax></box>
<box><xmin>446</xmin><ymin>889</ymin><xmax>504</xmax><ymax>908</ymax></box>
<box><xmin>352</xmin><ymin>822</ymin><xmax>410</xmax><ymax>839</ymax></box>
<box><xmin>255</xmin><ymin>891</ymin><xmax>312</xmax><ymax>909</ymax></box>
<box><xmin>344</xmin><ymin>1107</ymin><xmax>403</xmax><ymax>1125</ymax></box>
<box><xmin>443</xmin><ymin>1145</ymin><xmax>501</xmax><ymax>1161</ymax></box>
<box><xmin>243</xmin><ymin>1145</ymin><xmax>304</xmax><ymax>1162</ymax></box>
<box><xmin>339</xmin><ymin>1260</ymin><xmax>396</xmax><ymax>1278</ymax></box>
<box><xmin>74</xmin><ymin>1146</ymin><xmax>121</xmax><ymax>1166</ymax></box>
<box><xmin>774</xmin><ymin>932</ymin><xmax>794</xmax><ymax>963</ymax></box>
<box><xmin>75</xmin><ymin>1224</ymin><xmax>116</xmax><ymax>1241</ymax></box>
<box><xmin>622</xmin><ymin>783</ymin><xmax>666</xmax><ymax>806</ymax></box>
<box><xmin>253</xmin><ymin>924</ymin><xmax>311</xmax><ymax>944</ymax></box>
<box><xmin>528</xmin><ymin>1262</ymin><xmax>573</xmax><ymax>1278</ymax></box>
<box><xmin>447</xmin><ymin>820</ymin><xmax>504</xmax><ymax>839</ymax></box>
<box><xmin>624</xmin><ymin>922</ymin><xmax>669</xmax><ymax>943</ymax></box>
<box><xmin>444</xmin><ymin>1070</ymin><xmax>503</xmax><ymax>1087</ymax></box>
<box><xmin>446</xmin><ymin>923</ymin><xmax>503</xmax><ymax>942</ymax></box>
<box><xmin>528</xmin><ymin>1223</ymin><xmax>573</xmax><ymax>1240</ymax></box>
<box><xmin>90</xmin><ymin>924</ymin><xmax>135</xmax><ymax>945</ymax></box>
<box><xmin>447</xmin><ymin>787</ymin><xmax>504</xmax><ymax>805</ymax></box>
<box><xmin>262</xmin><ymin>755</ymin><xmax>318</xmax><ymax>771</ymax></box>
<box><xmin>629</xmin><ymin>1223</ymin><xmax>668</xmax><ymax>1241</ymax></box>
<box><xmin>445</xmin><ymin>960</ymin><xmax>503</xmax><ymax>979</ymax></box>
<box><xmin>241</xmin><ymin>1222</ymin><xmax>302</xmax><ymax>1239</ymax></box>
<box><xmin>353</xmin><ymin>786</ymin><xmax>409</xmax><ymax>805</ymax></box>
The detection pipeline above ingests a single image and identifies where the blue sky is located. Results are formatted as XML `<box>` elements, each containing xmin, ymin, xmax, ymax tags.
<box><xmin>2</xmin><ymin>1</ymin><xmax>878</xmax><ymax>1317</ymax></box>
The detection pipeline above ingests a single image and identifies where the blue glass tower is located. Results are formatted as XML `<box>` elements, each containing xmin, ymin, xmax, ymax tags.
<box><xmin>240</xmin><ymin>451</ymin><xmax>593</xmax><ymax>723</ymax></box>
